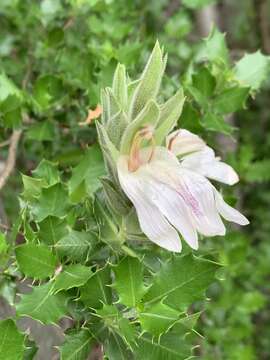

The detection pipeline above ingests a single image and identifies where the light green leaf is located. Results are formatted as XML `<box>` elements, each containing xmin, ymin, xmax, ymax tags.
<box><xmin>112</xmin><ymin>63</ymin><xmax>128</xmax><ymax>109</ymax></box>
<box><xmin>155</xmin><ymin>89</ymin><xmax>185</xmax><ymax>145</ymax></box>
<box><xmin>53</xmin><ymin>264</ymin><xmax>93</xmax><ymax>293</ymax></box>
<box><xmin>38</xmin><ymin>216</ymin><xmax>68</xmax><ymax>245</ymax></box>
<box><xmin>60</xmin><ymin>329</ymin><xmax>93</xmax><ymax>360</ymax></box>
<box><xmin>68</xmin><ymin>144</ymin><xmax>105</xmax><ymax>202</ymax></box>
<box><xmin>114</xmin><ymin>257</ymin><xmax>146</xmax><ymax>307</ymax></box>
<box><xmin>21</xmin><ymin>174</ymin><xmax>45</xmax><ymax>200</ymax></box>
<box><xmin>245</xmin><ymin>159</ymin><xmax>270</xmax><ymax>182</ymax></box>
<box><xmin>201</xmin><ymin>113</ymin><xmax>235</xmax><ymax>135</ymax></box>
<box><xmin>182</xmin><ymin>0</ymin><xmax>216</xmax><ymax>9</ymax></box>
<box><xmin>106</xmin><ymin>110</ymin><xmax>128</xmax><ymax>148</ymax></box>
<box><xmin>16</xmin><ymin>283</ymin><xmax>69</xmax><ymax>324</ymax></box>
<box><xmin>139</xmin><ymin>302</ymin><xmax>180</xmax><ymax>336</ymax></box>
<box><xmin>234</xmin><ymin>51</ymin><xmax>270</xmax><ymax>90</ymax></box>
<box><xmin>203</xmin><ymin>27</ymin><xmax>229</xmax><ymax>64</ymax></box>
<box><xmin>32</xmin><ymin>183</ymin><xmax>69</xmax><ymax>222</ymax></box>
<box><xmin>100</xmin><ymin>177</ymin><xmax>130</xmax><ymax>215</ymax></box>
<box><xmin>120</xmin><ymin>99</ymin><xmax>160</xmax><ymax>154</ymax></box>
<box><xmin>32</xmin><ymin>159</ymin><xmax>60</xmax><ymax>187</ymax></box>
<box><xmin>15</xmin><ymin>243</ymin><xmax>57</xmax><ymax>279</ymax></box>
<box><xmin>213</xmin><ymin>86</ymin><xmax>250</xmax><ymax>114</ymax></box>
<box><xmin>133</xmin><ymin>330</ymin><xmax>192</xmax><ymax>360</ymax></box>
<box><xmin>96</xmin><ymin>121</ymin><xmax>119</xmax><ymax>168</ymax></box>
<box><xmin>0</xmin><ymin>319</ymin><xmax>25</xmax><ymax>360</ymax></box>
<box><xmin>80</xmin><ymin>266</ymin><xmax>112</xmax><ymax>309</ymax></box>
<box><xmin>55</xmin><ymin>230</ymin><xmax>94</xmax><ymax>262</ymax></box>
<box><xmin>0</xmin><ymin>232</ymin><xmax>8</xmax><ymax>254</ymax></box>
<box><xmin>143</xmin><ymin>255</ymin><xmax>220</xmax><ymax>310</ymax></box>
<box><xmin>129</xmin><ymin>41</ymin><xmax>165</xmax><ymax>119</ymax></box>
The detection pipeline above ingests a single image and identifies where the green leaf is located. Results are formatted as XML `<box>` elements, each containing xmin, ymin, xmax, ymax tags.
<box><xmin>112</xmin><ymin>63</ymin><xmax>128</xmax><ymax>109</ymax></box>
<box><xmin>55</xmin><ymin>230</ymin><xmax>94</xmax><ymax>262</ymax></box>
<box><xmin>203</xmin><ymin>27</ymin><xmax>229</xmax><ymax>64</ymax></box>
<box><xmin>143</xmin><ymin>255</ymin><xmax>220</xmax><ymax>310</ymax></box>
<box><xmin>0</xmin><ymin>73</ymin><xmax>22</xmax><ymax>102</ymax></box>
<box><xmin>0</xmin><ymin>319</ymin><xmax>25</xmax><ymax>360</ymax></box>
<box><xmin>16</xmin><ymin>283</ymin><xmax>69</xmax><ymax>324</ymax></box>
<box><xmin>53</xmin><ymin>264</ymin><xmax>93</xmax><ymax>293</ymax></box>
<box><xmin>15</xmin><ymin>243</ymin><xmax>57</xmax><ymax>279</ymax></box>
<box><xmin>114</xmin><ymin>257</ymin><xmax>146</xmax><ymax>307</ymax></box>
<box><xmin>32</xmin><ymin>74</ymin><xmax>64</xmax><ymax>110</ymax></box>
<box><xmin>155</xmin><ymin>89</ymin><xmax>185</xmax><ymax>145</ymax></box>
<box><xmin>120</xmin><ymin>99</ymin><xmax>160</xmax><ymax>154</ymax></box>
<box><xmin>103</xmin><ymin>332</ymin><xmax>133</xmax><ymax>360</ymax></box>
<box><xmin>68</xmin><ymin>144</ymin><xmax>105</xmax><ymax>202</ymax></box>
<box><xmin>60</xmin><ymin>329</ymin><xmax>94</xmax><ymax>360</ymax></box>
<box><xmin>133</xmin><ymin>330</ymin><xmax>192</xmax><ymax>360</ymax></box>
<box><xmin>245</xmin><ymin>159</ymin><xmax>270</xmax><ymax>182</ymax></box>
<box><xmin>201</xmin><ymin>113</ymin><xmax>235</xmax><ymax>135</ymax></box>
<box><xmin>129</xmin><ymin>41</ymin><xmax>165</xmax><ymax>119</ymax></box>
<box><xmin>100</xmin><ymin>177</ymin><xmax>130</xmax><ymax>216</ymax></box>
<box><xmin>234</xmin><ymin>51</ymin><xmax>270</xmax><ymax>90</ymax></box>
<box><xmin>80</xmin><ymin>266</ymin><xmax>112</xmax><ymax>309</ymax></box>
<box><xmin>32</xmin><ymin>183</ymin><xmax>69</xmax><ymax>222</ymax></box>
<box><xmin>0</xmin><ymin>232</ymin><xmax>8</xmax><ymax>254</ymax></box>
<box><xmin>213</xmin><ymin>86</ymin><xmax>250</xmax><ymax>114</ymax></box>
<box><xmin>139</xmin><ymin>302</ymin><xmax>180</xmax><ymax>336</ymax></box>
<box><xmin>32</xmin><ymin>159</ymin><xmax>60</xmax><ymax>187</ymax></box>
<box><xmin>26</xmin><ymin>121</ymin><xmax>55</xmax><ymax>141</ymax></box>
<box><xmin>21</xmin><ymin>174</ymin><xmax>45</xmax><ymax>200</ymax></box>
<box><xmin>192</xmin><ymin>67</ymin><xmax>216</xmax><ymax>97</ymax></box>
<box><xmin>38</xmin><ymin>216</ymin><xmax>68</xmax><ymax>245</ymax></box>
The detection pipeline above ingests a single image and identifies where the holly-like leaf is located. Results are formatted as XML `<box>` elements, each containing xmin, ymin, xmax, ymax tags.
<box><xmin>213</xmin><ymin>86</ymin><xmax>249</xmax><ymax>115</ymax></box>
<box><xmin>55</xmin><ymin>230</ymin><xmax>94</xmax><ymax>262</ymax></box>
<box><xmin>139</xmin><ymin>302</ymin><xmax>180</xmax><ymax>336</ymax></box>
<box><xmin>59</xmin><ymin>329</ymin><xmax>94</xmax><ymax>360</ymax></box>
<box><xmin>16</xmin><ymin>283</ymin><xmax>69</xmax><ymax>324</ymax></box>
<box><xmin>201</xmin><ymin>113</ymin><xmax>235</xmax><ymax>135</ymax></box>
<box><xmin>133</xmin><ymin>330</ymin><xmax>192</xmax><ymax>360</ymax></box>
<box><xmin>21</xmin><ymin>175</ymin><xmax>45</xmax><ymax>200</ymax></box>
<box><xmin>143</xmin><ymin>255</ymin><xmax>220</xmax><ymax>311</ymax></box>
<box><xmin>192</xmin><ymin>67</ymin><xmax>216</xmax><ymax>98</ymax></box>
<box><xmin>68</xmin><ymin>144</ymin><xmax>105</xmax><ymax>202</ymax></box>
<box><xmin>80</xmin><ymin>266</ymin><xmax>112</xmax><ymax>309</ymax></box>
<box><xmin>38</xmin><ymin>216</ymin><xmax>68</xmax><ymax>245</ymax></box>
<box><xmin>0</xmin><ymin>319</ymin><xmax>25</xmax><ymax>360</ymax></box>
<box><xmin>32</xmin><ymin>159</ymin><xmax>60</xmax><ymax>187</ymax></box>
<box><xmin>203</xmin><ymin>27</ymin><xmax>229</xmax><ymax>64</ymax></box>
<box><xmin>234</xmin><ymin>51</ymin><xmax>270</xmax><ymax>90</ymax></box>
<box><xmin>15</xmin><ymin>243</ymin><xmax>57</xmax><ymax>279</ymax></box>
<box><xmin>114</xmin><ymin>257</ymin><xmax>146</xmax><ymax>307</ymax></box>
<box><xmin>31</xmin><ymin>183</ymin><xmax>69</xmax><ymax>222</ymax></box>
<box><xmin>53</xmin><ymin>264</ymin><xmax>93</xmax><ymax>293</ymax></box>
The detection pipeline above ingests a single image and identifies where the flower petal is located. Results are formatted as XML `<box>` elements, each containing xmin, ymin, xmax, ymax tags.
<box><xmin>214</xmin><ymin>190</ymin><xmax>249</xmax><ymax>225</ymax></box>
<box><xmin>181</xmin><ymin>146</ymin><xmax>239</xmax><ymax>185</ymax></box>
<box><xmin>117</xmin><ymin>156</ymin><xmax>182</xmax><ymax>252</ymax></box>
<box><xmin>167</xmin><ymin>129</ymin><xmax>205</xmax><ymax>157</ymax></box>
<box><xmin>146</xmin><ymin>179</ymin><xmax>199</xmax><ymax>250</ymax></box>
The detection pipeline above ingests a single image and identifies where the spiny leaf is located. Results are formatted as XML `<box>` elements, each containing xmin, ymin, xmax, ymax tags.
<box><xmin>59</xmin><ymin>329</ymin><xmax>94</xmax><ymax>360</ymax></box>
<box><xmin>113</xmin><ymin>256</ymin><xmax>147</xmax><ymax>307</ymax></box>
<box><xmin>15</xmin><ymin>243</ymin><xmax>57</xmax><ymax>279</ymax></box>
<box><xmin>16</xmin><ymin>283</ymin><xmax>69</xmax><ymax>324</ymax></box>
<box><xmin>143</xmin><ymin>254</ymin><xmax>220</xmax><ymax>311</ymax></box>
<box><xmin>0</xmin><ymin>319</ymin><xmax>25</xmax><ymax>360</ymax></box>
<box><xmin>53</xmin><ymin>264</ymin><xmax>93</xmax><ymax>293</ymax></box>
<box><xmin>213</xmin><ymin>86</ymin><xmax>250</xmax><ymax>115</ymax></box>
<box><xmin>80</xmin><ymin>265</ymin><xmax>112</xmax><ymax>309</ymax></box>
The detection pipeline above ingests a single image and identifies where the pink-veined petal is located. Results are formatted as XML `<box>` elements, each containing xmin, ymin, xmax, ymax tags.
<box><xmin>214</xmin><ymin>190</ymin><xmax>249</xmax><ymax>225</ymax></box>
<box><xmin>166</xmin><ymin>129</ymin><xmax>205</xmax><ymax>157</ymax></box>
<box><xmin>146</xmin><ymin>179</ymin><xmax>199</xmax><ymax>250</ymax></box>
<box><xmin>117</xmin><ymin>156</ymin><xmax>182</xmax><ymax>252</ymax></box>
<box><xmin>181</xmin><ymin>146</ymin><xmax>239</xmax><ymax>185</ymax></box>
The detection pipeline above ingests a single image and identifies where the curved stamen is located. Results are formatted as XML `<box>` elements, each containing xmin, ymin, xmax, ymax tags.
<box><xmin>128</xmin><ymin>126</ymin><xmax>155</xmax><ymax>172</ymax></box>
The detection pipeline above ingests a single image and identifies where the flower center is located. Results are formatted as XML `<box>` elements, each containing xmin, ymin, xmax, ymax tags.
<box><xmin>128</xmin><ymin>126</ymin><xmax>155</xmax><ymax>172</ymax></box>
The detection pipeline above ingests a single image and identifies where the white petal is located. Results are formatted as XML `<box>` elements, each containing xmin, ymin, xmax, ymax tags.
<box><xmin>146</xmin><ymin>179</ymin><xmax>199</xmax><ymax>250</ymax></box>
<box><xmin>182</xmin><ymin>146</ymin><xmax>239</xmax><ymax>185</ymax></box>
<box><xmin>117</xmin><ymin>157</ymin><xmax>182</xmax><ymax>252</ymax></box>
<box><xmin>166</xmin><ymin>129</ymin><xmax>205</xmax><ymax>157</ymax></box>
<box><xmin>214</xmin><ymin>190</ymin><xmax>249</xmax><ymax>226</ymax></box>
<box><xmin>175</xmin><ymin>168</ymin><xmax>226</xmax><ymax>237</ymax></box>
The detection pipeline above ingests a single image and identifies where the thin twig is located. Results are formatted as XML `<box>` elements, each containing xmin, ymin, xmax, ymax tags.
<box><xmin>0</xmin><ymin>130</ymin><xmax>22</xmax><ymax>190</ymax></box>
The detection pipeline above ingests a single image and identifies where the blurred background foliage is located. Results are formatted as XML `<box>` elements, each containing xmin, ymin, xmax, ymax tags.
<box><xmin>0</xmin><ymin>0</ymin><xmax>270</xmax><ymax>359</ymax></box>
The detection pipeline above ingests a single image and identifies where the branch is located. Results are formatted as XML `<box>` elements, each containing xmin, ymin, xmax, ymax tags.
<box><xmin>0</xmin><ymin>130</ymin><xmax>22</xmax><ymax>190</ymax></box>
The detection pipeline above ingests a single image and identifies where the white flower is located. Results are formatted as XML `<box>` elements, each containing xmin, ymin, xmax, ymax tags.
<box><xmin>117</xmin><ymin>128</ymin><xmax>249</xmax><ymax>253</ymax></box>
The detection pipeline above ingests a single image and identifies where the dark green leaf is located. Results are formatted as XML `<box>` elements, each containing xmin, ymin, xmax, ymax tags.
<box><xmin>213</xmin><ymin>87</ymin><xmax>249</xmax><ymax>114</ymax></box>
<box><xmin>38</xmin><ymin>216</ymin><xmax>68</xmax><ymax>245</ymax></box>
<box><xmin>60</xmin><ymin>329</ymin><xmax>94</xmax><ymax>360</ymax></box>
<box><xmin>53</xmin><ymin>264</ymin><xmax>93</xmax><ymax>293</ymax></box>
